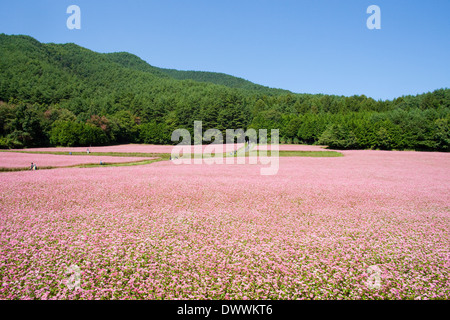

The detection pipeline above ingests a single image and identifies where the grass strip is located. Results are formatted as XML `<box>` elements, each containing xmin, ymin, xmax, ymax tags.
<box><xmin>0</xmin><ymin>159</ymin><xmax>163</xmax><ymax>172</ymax></box>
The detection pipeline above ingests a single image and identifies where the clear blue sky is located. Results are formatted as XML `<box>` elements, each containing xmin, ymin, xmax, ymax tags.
<box><xmin>1</xmin><ymin>0</ymin><xmax>449</xmax><ymax>100</ymax></box>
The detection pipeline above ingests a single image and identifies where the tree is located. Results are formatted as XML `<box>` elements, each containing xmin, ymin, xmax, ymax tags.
<box><xmin>8</xmin><ymin>104</ymin><xmax>47</xmax><ymax>147</ymax></box>
<box><xmin>433</xmin><ymin>118</ymin><xmax>449</xmax><ymax>151</ymax></box>
<box><xmin>318</xmin><ymin>124</ymin><xmax>358</xmax><ymax>149</ymax></box>
<box><xmin>109</xmin><ymin>110</ymin><xmax>138</xmax><ymax>143</ymax></box>
<box><xmin>285</xmin><ymin>116</ymin><xmax>302</xmax><ymax>140</ymax></box>
<box><xmin>50</xmin><ymin>120</ymin><xmax>80</xmax><ymax>147</ymax></box>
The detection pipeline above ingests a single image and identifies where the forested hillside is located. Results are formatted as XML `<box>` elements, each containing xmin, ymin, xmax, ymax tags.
<box><xmin>0</xmin><ymin>34</ymin><xmax>449</xmax><ymax>151</ymax></box>
<box><xmin>106</xmin><ymin>52</ymin><xmax>288</xmax><ymax>93</ymax></box>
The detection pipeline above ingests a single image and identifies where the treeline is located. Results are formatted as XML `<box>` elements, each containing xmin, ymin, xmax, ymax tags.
<box><xmin>0</xmin><ymin>34</ymin><xmax>449</xmax><ymax>151</ymax></box>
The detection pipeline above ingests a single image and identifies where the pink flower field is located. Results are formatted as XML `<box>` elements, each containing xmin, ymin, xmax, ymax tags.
<box><xmin>12</xmin><ymin>143</ymin><xmax>245</xmax><ymax>154</ymax></box>
<box><xmin>0</xmin><ymin>152</ymin><xmax>157</xmax><ymax>169</ymax></box>
<box><xmin>0</xmin><ymin>150</ymin><xmax>449</xmax><ymax>300</ymax></box>
<box><xmin>254</xmin><ymin>144</ymin><xmax>327</xmax><ymax>151</ymax></box>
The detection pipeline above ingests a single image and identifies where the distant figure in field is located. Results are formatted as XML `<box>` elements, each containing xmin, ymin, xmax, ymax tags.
<box><xmin>30</xmin><ymin>163</ymin><xmax>37</xmax><ymax>171</ymax></box>
<box><xmin>86</xmin><ymin>148</ymin><xmax>90</xmax><ymax>154</ymax></box>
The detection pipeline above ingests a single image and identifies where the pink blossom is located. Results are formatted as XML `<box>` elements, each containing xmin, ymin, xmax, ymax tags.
<box><xmin>0</xmin><ymin>152</ymin><xmax>156</xmax><ymax>168</ymax></box>
<box><xmin>0</xmin><ymin>147</ymin><xmax>448</xmax><ymax>299</ymax></box>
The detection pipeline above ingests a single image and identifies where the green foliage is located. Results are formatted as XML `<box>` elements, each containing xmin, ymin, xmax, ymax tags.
<box><xmin>49</xmin><ymin>120</ymin><xmax>108</xmax><ymax>147</ymax></box>
<box><xmin>433</xmin><ymin>118</ymin><xmax>450</xmax><ymax>151</ymax></box>
<box><xmin>109</xmin><ymin>110</ymin><xmax>139</xmax><ymax>143</ymax></box>
<box><xmin>318</xmin><ymin>124</ymin><xmax>358</xmax><ymax>149</ymax></box>
<box><xmin>138</xmin><ymin>121</ymin><xmax>170</xmax><ymax>144</ymax></box>
<box><xmin>0</xmin><ymin>136</ymin><xmax>23</xmax><ymax>149</ymax></box>
<box><xmin>0</xmin><ymin>34</ymin><xmax>449</xmax><ymax>151</ymax></box>
<box><xmin>49</xmin><ymin>121</ymin><xmax>80</xmax><ymax>147</ymax></box>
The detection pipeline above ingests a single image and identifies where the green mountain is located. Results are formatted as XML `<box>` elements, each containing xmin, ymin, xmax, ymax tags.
<box><xmin>0</xmin><ymin>33</ymin><xmax>449</xmax><ymax>151</ymax></box>
<box><xmin>105</xmin><ymin>51</ymin><xmax>288</xmax><ymax>93</ymax></box>
<box><xmin>157</xmin><ymin>69</ymin><xmax>288</xmax><ymax>93</ymax></box>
